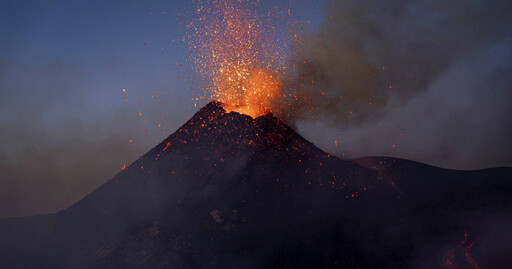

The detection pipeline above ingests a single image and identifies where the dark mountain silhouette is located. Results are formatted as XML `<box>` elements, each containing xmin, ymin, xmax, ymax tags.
<box><xmin>1</xmin><ymin>101</ymin><xmax>511</xmax><ymax>268</ymax></box>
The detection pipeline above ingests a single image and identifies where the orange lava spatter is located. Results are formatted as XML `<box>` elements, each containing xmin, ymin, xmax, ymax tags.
<box><xmin>188</xmin><ymin>0</ymin><xmax>285</xmax><ymax>118</ymax></box>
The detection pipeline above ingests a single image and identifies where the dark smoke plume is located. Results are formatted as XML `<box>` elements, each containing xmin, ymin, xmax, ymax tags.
<box><xmin>278</xmin><ymin>0</ymin><xmax>512</xmax><ymax>169</ymax></box>
<box><xmin>281</xmin><ymin>0</ymin><xmax>511</xmax><ymax>125</ymax></box>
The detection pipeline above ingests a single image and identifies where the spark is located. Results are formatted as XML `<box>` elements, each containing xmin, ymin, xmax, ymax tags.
<box><xmin>187</xmin><ymin>0</ymin><xmax>287</xmax><ymax>118</ymax></box>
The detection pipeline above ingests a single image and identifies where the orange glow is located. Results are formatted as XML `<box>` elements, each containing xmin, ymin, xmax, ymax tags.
<box><xmin>188</xmin><ymin>0</ymin><xmax>285</xmax><ymax>118</ymax></box>
<box><xmin>220</xmin><ymin>68</ymin><xmax>282</xmax><ymax>117</ymax></box>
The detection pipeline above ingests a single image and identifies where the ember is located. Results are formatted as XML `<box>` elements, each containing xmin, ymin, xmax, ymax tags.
<box><xmin>188</xmin><ymin>0</ymin><xmax>286</xmax><ymax>118</ymax></box>
<box><xmin>442</xmin><ymin>230</ymin><xmax>481</xmax><ymax>269</ymax></box>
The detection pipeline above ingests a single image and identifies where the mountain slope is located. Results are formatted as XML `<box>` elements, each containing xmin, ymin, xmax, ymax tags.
<box><xmin>1</xmin><ymin>101</ymin><xmax>511</xmax><ymax>268</ymax></box>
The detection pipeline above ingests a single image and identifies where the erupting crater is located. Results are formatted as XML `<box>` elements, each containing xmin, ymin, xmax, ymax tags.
<box><xmin>188</xmin><ymin>0</ymin><xmax>287</xmax><ymax>119</ymax></box>
<box><xmin>216</xmin><ymin>68</ymin><xmax>282</xmax><ymax>118</ymax></box>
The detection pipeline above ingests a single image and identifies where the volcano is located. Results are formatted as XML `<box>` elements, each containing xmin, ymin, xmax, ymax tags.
<box><xmin>1</xmin><ymin>101</ymin><xmax>511</xmax><ymax>268</ymax></box>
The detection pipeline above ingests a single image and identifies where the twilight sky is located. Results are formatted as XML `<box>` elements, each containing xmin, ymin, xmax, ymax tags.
<box><xmin>0</xmin><ymin>0</ymin><xmax>511</xmax><ymax>218</ymax></box>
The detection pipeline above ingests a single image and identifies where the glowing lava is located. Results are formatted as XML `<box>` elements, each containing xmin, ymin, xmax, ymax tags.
<box><xmin>188</xmin><ymin>0</ymin><xmax>286</xmax><ymax>118</ymax></box>
<box><xmin>219</xmin><ymin>68</ymin><xmax>282</xmax><ymax>117</ymax></box>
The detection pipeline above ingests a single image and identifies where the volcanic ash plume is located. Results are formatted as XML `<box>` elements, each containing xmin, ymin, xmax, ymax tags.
<box><xmin>280</xmin><ymin>0</ymin><xmax>512</xmax><ymax>127</ymax></box>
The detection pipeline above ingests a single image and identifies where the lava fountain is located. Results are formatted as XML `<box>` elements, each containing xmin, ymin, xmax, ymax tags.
<box><xmin>188</xmin><ymin>0</ymin><xmax>286</xmax><ymax>118</ymax></box>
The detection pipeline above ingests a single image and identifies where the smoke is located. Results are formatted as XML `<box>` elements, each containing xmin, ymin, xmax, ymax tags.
<box><xmin>279</xmin><ymin>0</ymin><xmax>512</xmax><ymax>168</ymax></box>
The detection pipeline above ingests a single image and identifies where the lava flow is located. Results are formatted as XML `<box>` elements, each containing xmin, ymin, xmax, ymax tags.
<box><xmin>188</xmin><ymin>0</ymin><xmax>285</xmax><ymax>118</ymax></box>
<box><xmin>442</xmin><ymin>230</ymin><xmax>481</xmax><ymax>269</ymax></box>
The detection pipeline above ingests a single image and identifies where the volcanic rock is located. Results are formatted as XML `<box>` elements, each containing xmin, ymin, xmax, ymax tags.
<box><xmin>0</xmin><ymin>101</ymin><xmax>511</xmax><ymax>268</ymax></box>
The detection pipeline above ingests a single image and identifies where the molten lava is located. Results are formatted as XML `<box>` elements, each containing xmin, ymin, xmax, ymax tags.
<box><xmin>188</xmin><ymin>0</ymin><xmax>286</xmax><ymax>118</ymax></box>
<box><xmin>219</xmin><ymin>68</ymin><xmax>282</xmax><ymax>118</ymax></box>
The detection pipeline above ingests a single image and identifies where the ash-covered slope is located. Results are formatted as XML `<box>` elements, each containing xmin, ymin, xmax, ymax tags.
<box><xmin>1</xmin><ymin>102</ymin><xmax>511</xmax><ymax>269</ymax></box>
